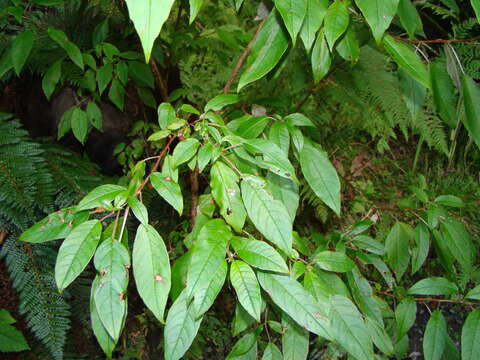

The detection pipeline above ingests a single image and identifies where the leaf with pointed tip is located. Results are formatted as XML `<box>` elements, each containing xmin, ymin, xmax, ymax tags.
<box><xmin>431</xmin><ymin>60</ymin><xmax>457</xmax><ymax>128</ymax></box>
<box><xmin>48</xmin><ymin>28</ymin><xmax>84</xmax><ymax>70</ymax></box>
<box><xmin>90</xmin><ymin>276</ymin><xmax>117</xmax><ymax>357</ymax></box>
<box><xmin>461</xmin><ymin>308</ymin><xmax>480</xmax><ymax>360</ymax></box>
<box><xmin>471</xmin><ymin>0</ymin><xmax>480</xmax><ymax>24</ymax></box>
<box><xmin>133</xmin><ymin>224</ymin><xmax>171</xmax><ymax>322</ymax></box>
<box><xmin>193</xmin><ymin>258</ymin><xmax>227</xmax><ymax>316</ymax></box>
<box><xmin>466</xmin><ymin>285</ymin><xmax>480</xmax><ymax>300</ymax></box>
<box><xmin>274</xmin><ymin>0</ymin><xmax>307</xmax><ymax>44</ymax></box>
<box><xmin>55</xmin><ymin>220</ymin><xmax>101</xmax><ymax>292</ymax></box>
<box><xmin>311</xmin><ymin>29</ymin><xmax>331</xmax><ymax>83</ymax></box>
<box><xmin>300</xmin><ymin>0</ymin><xmax>328</xmax><ymax>51</ymax></box>
<box><xmin>261</xmin><ymin>342</ymin><xmax>283</xmax><ymax>360</ymax></box>
<box><xmin>205</xmin><ymin>94</ymin><xmax>240</xmax><ymax>112</ymax></box>
<box><xmin>299</xmin><ymin>141</ymin><xmax>341</xmax><ymax>215</ymax></box>
<box><xmin>77</xmin><ymin>184</ymin><xmax>126</xmax><ymax>211</ymax></box>
<box><xmin>411</xmin><ymin>224</ymin><xmax>430</xmax><ymax>275</ymax></box>
<box><xmin>329</xmin><ymin>296</ymin><xmax>374</xmax><ymax>360</ymax></box>
<box><xmin>324</xmin><ymin>0</ymin><xmax>349</xmax><ymax>49</ymax></box>
<box><xmin>347</xmin><ymin>268</ymin><xmax>383</xmax><ymax>325</ymax></box>
<box><xmin>151</xmin><ymin>172</ymin><xmax>183</xmax><ymax>215</ymax></box>
<box><xmin>257</xmin><ymin>271</ymin><xmax>331</xmax><ymax>339</ymax></box>
<box><xmin>189</xmin><ymin>0</ymin><xmax>203</xmax><ymax>23</ymax></box>
<box><xmin>354</xmin><ymin>0</ymin><xmax>399</xmax><ymax>43</ymax></box>
<box><xmin>241</xmin><ymin>176</ymin><xmax>292</xmax><ymax>255</ymax></box>
<box><xmin>365</xmin><ymin>318</ymin><xmax>394</xmax><ymax>357</ymax></box>
<box><xmin>125</xmin><ymin>0</ymin><xmax>175</xmax><ymax>62</ymax></box>
<box><xmin>336</xmin><ymin>27</ymin><xmax>360</xmax><ymax>62</ymax></box>
<box><xmin>128</xmin><ymin>197</ymin><xmax>149</xmax><ymax>225</ymax></box>
<box><xmin>238</xmin><ymin>11</ymin><xmax>289</xmax><ymax>91</ymax></box>
<box><xmin>269</xmin><ymin>122</ymin><xmax>290</xmax><ymax>154</ymax></box>
<box><xmin>461</xmin><ymin>74</ymin><xmax>480</xmax><ymax>150</ymax></box>
<box><xmin>93</xmin><ymin>239</ymin><xmax>130</xmax><ymax>340</ymax></box>
<box><xmin>210</xmin><ymin>161</ymin><xmax>246</xmax><ymax>232</ymax></box>
<box><xmin>164</xmin><ymin>291</ymin><xmax>203</xmax><ymax>360</ymax></box>
<box><xmin>171</xmin><ymin>138</ymin><xmax>200</xmax><ymax>168</ymax></box>
<box><xmin>267</xmin><ymin>172</ymin><xmax>299</xmax><ymax>222</ymax></box>
<box><xmin>232</xmin><ymin>303</ymin><xmax>256</xmax><ymax>336</ymax></box>
<box><xmin>385</xmin><ymin>222</ymin><xmax>412</xmax><ymax>281</ymax></box>
<box><xmin>408</xmin><ymin>277</ymin><xmax>458</xmax><ymax>296</ymax></box>
<box><xmin>313</xmin><ymin>251</ymin><xmax>354</xmax><ymax>273</ymax></box>
<box><xmin>42</xmin><ymin>60</ymin><xmax>62</xmax><ymax>100</ymax></box>
<box><xmin>11</xmin><ymin>30</ymin><xmax>34</xmax><ymax>75</ymax></box>
<box><xmin>231</xmin><ymin>237</ymin><xmax>289</xmax><ymax>273</ymax></box>
<box><xmin>230</xmin><ymin>261</ymin><xmax>262</xmax><ymax>321</ymax></box>
<box><xmin>226</xmin><ymin>331</ymin><xmax>257</xmax><ymax>359</ymax></box>
<box><xmin>423</xmin><ymin>311</ymin><xmax>447</xmax><ymax>360</ymax></box>
<box><xmin>398</xmin><ymin>0</ymin><xmax>423</xmax><ymax>39</ymax></box>
<box><xmin>384</xmin><ymin>35</ymin><xmax>431</xmax><ymax>89</ymax></box>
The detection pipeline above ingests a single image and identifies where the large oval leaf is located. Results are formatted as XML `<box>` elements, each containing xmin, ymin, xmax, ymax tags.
<box><xmin>238</xmin><ymin>11</ymin><xmax>289</xmax><ymax>91</ymax></box>
<box><xmin>93</xmin><ymin>239</ymin><xmax>130</xmax><ymax>340</ymax></box>
<box><xmin>77</xmin><ymin>184</ymin><xmax>126</xmax><ymax>211</ymax></box>
<box><xmin>210</xmin><ymin>161</ymin><xmax>246</xmax><ymax>232</ymax></box>
<box><xmin>423</xmin><ymin>311</ymin><xmax>446</xmax><ymax>360</ymax></box>
<box><xmin>164</xmin><ymin>291</ymin><xmax>203</xmax><ymax>360</ymax></box>
<box><xmin>299</xmin><ymin>141</ymin><xmax>341</xmax><ymax>215</ymax></box>
<box><xmin>230</xmin><ymin>260</ymin><xmax>262</xmax><ymax>321</ymax></box>
<box><xmin>408</xmin><ymin>277</ymin><xmax>458</xmax><ymax>296</ymax></box>
<box><xmin>150</xmin><ymin>172</ymin><xmax>183</xmax><ymax>215</ymax></box>
<box><xmin>311</xmin><ymin>29</ymin><xmax>331</xmax><ymax>83</ymax></box>
<box><xmin>313</xmin><ymin>251</ymin><xmax>354</xmax><ymax>273</ymax></box>
<box><xmin>329</xmin><ymin>296</ymin><xmax>374</xmax><ymax>360</ymax></box>
<box><xmin>193</xmin><ymin>258</ymin><xmax>227</xmax><ymax>317</ymax></box>
<box><xmin>171</xmin><ymin>138</ymin><xmax>200</xmax><ymax>169</ymax></box>
<box><xmin>461</xmin><ymin>74</ymin><xmax>480</xmax><ymax>150</ymax></box>
<box><xmin>241</xmin><ymin>176</ymin><xmax>292</xmax><ymax>255</ymax></box>
<box><xmin>231</xmin><ymin>237</ymin><xmax>289</xmax><ymax>273</ymax></box>
<box><xmin>354</xmin><ymin>0</ymin><xmax>399</xmax><ymax>43</ymax></box>
<box><xmin>125</xmin><ymin>0</ymin><xmax>175</xmax><ymax>62</ymax></box>
<box><xmin>256</xmin><ymin>271</ymin><xmax>331</xmax><ymax>339</ymax></box>
<box><xmin>461</xmin><ymin>309</ymin><xmax>480</xmax><ymax>360</ymax></box>
<box><xmin>274</xmin><ymin>0</ymin><xmax>307</xmax><ymax>44</ymax></box>
<box><xmin>385</xmin><ymin>222</ymin><xmax>412</xmax><ymax>281</ymax></box>
<box><xmin>11</xmin><ymin>30</ymin><xmax>34</xmax><ymax>75</ymax></box>
<box><xmin>133</xmin><ymin>224</ymin><xmax>171</xmax><ymax>323</ymax></box>
<box><xmin>324</xmin><ymin>0</ymin><xmax>349</xmax><ymax>49</ymax></box>
<box><xmin>395</xmin><ymin>297</ymin><xmax>417</xmax><ymax>340</ymax></box>
<box><xmin>299</xmin><ymin>0</ymin><xmax>328</xmax><ymax>52</ymax></box>
<box><xmin>55</xmin><ymin>220</ymin><xmax>101</xmax><ymax>292</ymax></box>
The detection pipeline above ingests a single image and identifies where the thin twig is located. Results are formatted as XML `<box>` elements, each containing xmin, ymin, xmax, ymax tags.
<box><xmin>190</xmin><ymin>167</ymin><xmax>199</xmax><ymax>228</ymax></box>
<box><xmin>150</xmin><ymin>58</ymin><xmax>169</xmax><ymax>100</ymax></box>
<box><xmin>118</xmin><ymin>206</ymin><xmax>130</xmax><ymax>244</ymax></box>
<box><xmin>393</xmin><ymin>35</ymin><xmax>480</xmax><ymax>44</ymax></box>
<box><xmin>223</xmin><ymin>18</ymin><xmax>266</xmax><ymax>94</ymax></box>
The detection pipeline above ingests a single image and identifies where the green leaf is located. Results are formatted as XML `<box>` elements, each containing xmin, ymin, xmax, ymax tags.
<box><xmin>235</xmin><ymin>116</ymin><xmax>270</xmax><ymax>139</ymax></box>
<box><xmin>150</xmin><ymin>172</ymin><xmax>183</xmax><ymax>215</ymax></box>
<box><xmin>96</xmin><ymin>63</ymin><xmax>113</xmax><ymax>96</ymax></box>
<box><xmin>0</xmin><ymin>309</ymin><xmax>16</xmax><ymax>325</ymax></box>
<box><xmin>269</xmin><ymin>122</ymin><xmax>290</xmax><ymax>154</ymax></box>
<box><xmin>354</xmin><ymin>0</ymin><xmax>399</xmax><ymax>43</ymax></box>
<box><xmin>461</xmin><ymin>74</ymin><xmax>480</xmax><ymax>150</ymax></box>
<box><xmin>133</xmin><ymin>224</ymin><xmax>171</xmax><ymax>322</ymax></box>
<box><xmin>197</xmin><ymin>143</ymin><xmax>213</xmax><ymax>172</ymax></box>
<box><xmin>466</xmin><ymin>285</ymin><xmax>480</xmax><ymax>300</ymax></box>
<box><xmin>441</xmin><ymin>218</ymin><xmax>475</xmax><ymax>273</ymax></box>
<box><xmin>226</xmin><ymin>331</ymin><xmax>257</xmax><ymax>359</ymax></box>
<box><xmin>329</xmin><ymin>295</ymin><xmax>374</xmax><ymax>360</ymax></box>
<box><xmin>471</xmin><ymin>0</ymin><xmax>480</xmax><ymax>23</ymax></box>
<box><xmin>48</xmin><ymin>28</ymin><xmax>84</xmax><ymax>70</ymax></box>
<box><xmin>87</xmin><ymin>101</ymin><xmax>103</xmax><ymax>131</ymax></box>
<box><xmin>90</xmin><ymin>276</ymin><xmax>117</xmax><ymax>358</ymax></box>
<box><xmin>261</xmin><ymin>342</ymin><xmax>283</xmax><ymax>360</ymax></box>
<box><xmin>238</xmin><ymin>10</ymin><xmax>289</xmax><ymax>91</ymax></box>
<box><xmin>193</xmin><ymin>258</ymin><xmax>227</xmax><ymax>316</ymax></box>
<box><xmin>324</xmin><ymin>0</ymin><xmax>349</xmax><ymax>49</ymax></box>
<box><xmin>42</xmin><ymin>60</ymin><xmax>62</xmax><ymax>100</ymax></box>
<box><xmin>431</xmin><ymin>60</ymin><xmax>457</xmax><ymax>128</ymax></box>
<box><xmin>232</xmin><ymin>303</ymin><xmax>256</xmax><ymax>336</ymax></box>
<box><xmin>352</xmin><ymin>235</ymin><xmax>385</xmax><ymax>255</ymax></box>
<box><xmin>241</xmin><ymin>176</ymin><xmax>292</xmax><ymax>255</ymax></box>
<box><xmin>365</xmin><ymin>318</ymin><xmax>394</xmax><ymax>357</ymax></box>
<box><xmin>385</xmin><ymin>222</ymin><xmax>412</xmax><ymax>281</ymax></box>
<box><xmin>20</xmin><ymin>208</ymin><xmax>87</xmax><ymax>243</ymax></box>
<box><xmin>231</xmin><ymin>237</ymin><xmax>289</xmax><ymax>273</ymax></box>
<box><xmin>129</xmin><ymin>61</ymin><xmax>154</xmax><ymax>88</ymax></box>
<box><xmin>311</xmin><ymin>29</ymin><xmax>331</xmax><ymax>83</ymax></box>
<box><xmin>412</xmin><ymin>224</ymin><xmax>430</xmax><ymax>274</ymax></box>
<box><xmin>230</xmin><ymin>260</ymin><xmax>262</xmax><ymax>321</ymax></box>
<box><xmin>205</xmin><ymin>94</ymin><xmax>240</xmax><ymax>112</ymax></box>
<box><xmin>299</xmin><ymin>141</ymin><xmax>341</xmax><ymax>215</ymax></box>
<box><xmin>108</xmin><ymin>79</ymin><xmax>125</xmax><ymax>111</ymax></box>
<box><xmin>71</xmin><ymin>107</ymin><xmax>89</xmax><ymax>144</ymax></box>
<box><xmin>77</xmin><ymin>184</ymin><xmax>127</xmax><ymax>211</ymax></box>
<box><xmin>256</xmin><ymin>271</ymin><xmax>332</xmax><ymax>339</ymax></box>
<box><xmin>313</xmin><ymin>251</ymin><xmax>354</xmax><ymax>272</ymax></box>
<box><xmin>171</xmin><ymin>138</ymin><xmax>200</xmax><ymax>168</ymax></box>
<box><xmin>11</xmin><ymin>30</ymin><xmax>34</xmax><ymax>75</ymax></box>
<box><xmin>383</xmin><ymin>35</ymin><xmax>431</xmax><ymax>89</ymax></box>
<box><xmin>125</xmin><ymin>0</ymin><xmax>175</xmax><ymax>62</ymax></box>
<box><xmin>157</xmin><ymin>103</ymin><xmax>176</xmax><ymax>129</ymax></box>
<box><xmin>267</xmin><ymin>172</ymin><xmax>299</xmax><ymax>221</ymax></box>
<box><xmin>0</xmin><ymin>323</ymin><xmax>30</xmax><ymax>352</ymax></box>
<box><xmin>210</xmin><ymin>161</ymin><xmax>246</xmax><ymax>232</ymax></box>
<box><xmin>461</xmin><ymin>309</ymin><xmax>480</xmax><ymax>360</ymax></box>
<box><xmin>399</xmin><ymin>68</ymin><xmax>427</xmax><ymax>122</ymax></box>
<box><xmin>398</xmin><ymin>0</ymin><xmax>423</xmax><ymax>38</ymax></box>
<box><xmin>164</xmin><ymin>291</ymin><xmax>202</xmax><ymax>360</ymax></box>
<box><xmin>336</xmin><ymin>27</ymin><xmax>360</xmax><ymax>62</ymax></box>
<box><xmin>434</xmin><ymin>195</ymin><xmax>464</xmax><ymax>208</ymax></box>
<box><xmin>395</xmin><ymin>297</ymin><xmax>417</xmax><ymax>340</ymax></box>
<box><xmin>408</xmin><ymin>277</ymin><xmax>458</xmax><ymax>296</ymax></box>
<box><xmin>244</xmin><ymin>139</ymin><xmax>295</xmax><ymax>179</ymax></box>
<box><xmin>300</xmin><ymin>0</ymin><xmax>328</xmax><ymax>51</ymax></box>
<box><xmin>93</xmin><ymin>239</ymin><xmax>130</xmax><ymax>340</ymax></box>
<box><xmin>185</xmin><ymin>219</ymin><xmax>231</xmax><ymax>301</ymax></box>
<box><xmin>284</xmin><ymin>113</ymin><xmax>315</xmax><ymax>127</ymax></box>
<box><xmin>148</xmin><ymin>129</ymin><xmax>171</xmax><ymax>142</ymax></box>
<box><xmin>116</xmin><ymin>61</ymin><xmax>128</xmax><ymax>85</ymax></box>
<box><xmin>274</xmin><ymin>0</ymin><xmax>307</xmax><ymax>44</ymax></box>
<box><xmin>55</xmin><ymin>220</ymin><xmax>101</xmax><ymax>292</ymax></box>
<box><xmin>189</xmin><ymin>0</ymin><xmax>203</xmax><ymax>23</ymax></box>
<box><xmin>282</xmin><ymin>313</ymin><xmax>309</xmax><ymax>360</ymax></box>
<box><xmin>423</xmin><ymin>311</ymin><xmax>447</xmax><ymax>360</ymax></box>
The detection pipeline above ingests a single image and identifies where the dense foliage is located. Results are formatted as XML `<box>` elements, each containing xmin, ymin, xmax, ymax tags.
<box><xmin>1</xmin><ymin>0</ymin><xmax>480</xmax><ymax>359</ymax></box>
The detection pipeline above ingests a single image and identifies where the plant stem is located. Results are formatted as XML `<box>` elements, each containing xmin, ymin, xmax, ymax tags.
<box><xmin>412</xmin><ymin>136</ymin><xmax>424</xmax><ymax>172</ymax></box>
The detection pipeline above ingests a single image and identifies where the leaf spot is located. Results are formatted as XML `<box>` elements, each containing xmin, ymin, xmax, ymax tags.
<box><xmin>154</xmin><ymin>274</ymin><xmax>164</xmax><ymax>283</ymax></box>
